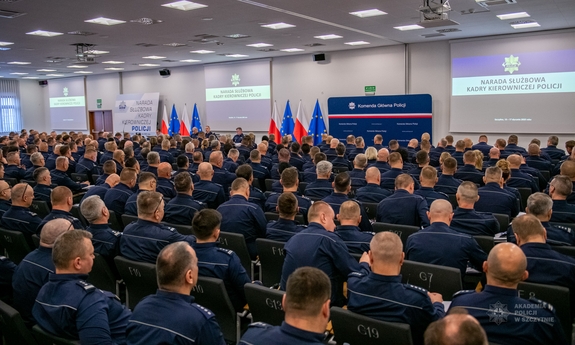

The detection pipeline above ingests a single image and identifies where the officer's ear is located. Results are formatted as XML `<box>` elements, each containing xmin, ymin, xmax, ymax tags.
<box><xmin>426</xmin><ymin>211</ymin><xmax>430</xmax><ymax>220</ymax></box>
<box><xmin>322</xmin><ymin>299</ymin><xmax>330</xmax><ymax>320</ymax></box>
<box><xmin>482</xmin><ymin>176</ymin><xmax>487</xmax><ymax>184</ymax></box>
<box><xmin>399</xmin><ymin>252</ymin><xmax>405</xmax><ymax>266</ymax></box>
<box><xmin>521</xmin><ymin>270</ymin><xmax>529</xmax><ymax>282</ymax></box>
<box><xmin>482</xmin><ymin>261</ymin><xmax>488</xmax><ymax>274</ymax></box>
<box><xmin>213</xmin><ymin>229</ymin><xmax>220</xmax><ymax>241</ymax></box>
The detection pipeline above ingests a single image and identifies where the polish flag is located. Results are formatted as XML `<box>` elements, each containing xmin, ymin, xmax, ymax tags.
<box><xmin>293</xmin><ymin>100</ymin><xmax>310</xmax><ymax>143</ymax></box>
<box><xmin>268</xmin><ymin>101</ymin><xmax>281</xmax><ymax>140</ymax></box>
<box><xmin>160</xmin><ymin>104</ymin><xmax>169</xmax><ymax>135</ymax></box>
<box><xmin>180</xmin><ymin>104</ymin><xmax>191</xmax><ymax>136</ymax></box>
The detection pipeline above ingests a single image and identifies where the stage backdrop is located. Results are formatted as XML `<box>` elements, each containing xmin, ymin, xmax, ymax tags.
<box><xmin>327</xmin><ymin>94</ymin><xmax>432</xmax><ymax>146</ymax></box>
<box><xmin>113</xmin><ymin>93</ymin><xmax>160</xmax><ymax>136</ymax></box>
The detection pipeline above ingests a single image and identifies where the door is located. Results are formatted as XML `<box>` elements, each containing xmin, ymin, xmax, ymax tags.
<box><xmin>89</xmin><ymin>111</ymin><xmax>113</xmax><ymax>135</ymax></box>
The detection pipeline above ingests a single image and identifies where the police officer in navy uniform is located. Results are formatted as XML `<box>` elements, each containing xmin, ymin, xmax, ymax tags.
<box><xmin>377</xmin><ymin>173</ymin><xmax>430</xmax><ymax>227</ymax></box>
<box><xmin>450</xmin><ymin>182</ymin><xmax>500</xmax><ymax>236</ymax></box>
<box><xmin>4</xmin><ymin>151</ymin><xmax>26</xmax><ymax>181</ymax></box>
<box><xmin>2</xmin><ymin>183</ymin><xmax>42</xmax><ymax>246</ymax></box>
<box><xmin>235</xmin><ymin>164</ymin><xmax>266</xmax><ymax>210</ymax></box>
<box><xmin>37</xmin><ymin>186</ymin><xmax>84</xmax><ymax>232</ymax></box>
<box><xmin>126</xmin><ymin>242</ymin><xmax>225</xmax><ymax>345</ymax></box>
<box><xmin>280</xmin><ymin>202</ymin><xmax>360</xmax><ymax>307</ymax></box>
<box><xmin>156</xmin><ymin>162</ymin><xmax>177</xmax><ymax>199</ymax></box>
<box><xmin>322</xmin><ymin>172</ymin><xmax>373</xmax><ymax>232</ymax></box>
<box><xmin>347</xmin><ymin>232</ymin><xmax>445</xmax><ymax>345</ymax></box>
<box><xmin>266</xmin><ymin>168</ymin><xmax>311</xmax><ymax>222</ymax></box>
<box><xmin>96</xmin><ymin>160</ymin><xmax>117</xmax><ymax>185</ymax></box>
<box><xmin>217</xmin><ymin>178</ymin><xmax>267</xmax><ymax>260</ymax></box>
<box><xmin>191</xmin><ymin>209</ymin><xmax>251</xmax><ymax>312</ymax></box>
<box><xmin>210</xmin><ymin>151</ymin><xmax>236</xmax><ymax>199</ymax></box>
<box><xmin>125</xmin><ymin>172</ymin><xmax>157</xmax><ymax>216</ymax></box>
<box><xmin>435</xmin><ymin>157</ymin><xmax>463</xmax><ymax>195</ymax></box>
<box><xmin>406</xmin><ymin>200</ymin><xmax>487</xmax><ymax>277</ymax></box>
<box><xmin>380</xmin><ymin>152</ymin><xmax>409</xmax><ymax>190</ymax></box>
<box><xmin>99</xmin><ymin>141</ymin><xmax>116</xmax><ymax>165</ymax></box>
<box><xmin>103</xmin><ymin>168</ymin><xmax>137</xmax><ymax>221</ymax></box>
<box><xmin>355</xmin><ymin>166</ymin><xmax>391</xmax><ymax>203</ymax></box>
<box><xmin>548</xmin><ymin>175</ymin><xmax>575</xmax><ymax>223</ymax></box>
<box><xmin>0</xmin><ymin>181</ymin><xmax>10</xmax><ymax>222</ymax></box>
<box><xmin>76</xmin><ymin>147</ymin><xmax>101</xmax><ymax>182</ymax></box>
<box><xmin>369</xmin><ymin>148</ymin><xmax>391</xmax><ymax>173</ymax></box>
<box><xmin>33</xmin><ymin>230</ymin><xmax>131</xmax><ymax>345</ymax></box>
<box><xmin>525</xmin><ymin>143</ymin><xmax>553</xmax><ymax>171</ymax></box>
<box><xmin>233</xmin><ymin>127</ymin><xmax>244</xmax><ymax>144</ymax></box>
<box><xmin>414</xmin><ymin>166</ymin><xmax>449</xmax><ymax>207</ymax></box>
<box><xmin>24</xmin><ymin>152</ymin><xmax>44</xmax><ymax>180</ymax></box>
<box><xmin>542</xmin><ymin>135</ymin><xmax>566</xmax><ymax>160</ymax></box>
<box><xmin>164</xmin><ymin>172</ymin><xmax>205</xmax><ymax>225</ymax></box>
<box><xmin>505</xmin><ymin>154</ymin><xmax>539</xmax><ymax>194</ymax></box>
<box><xmin>475</xmin><ymin>166</ymin><xmax>519</xmax><ymax>218</ymax></box>
<box><xmin>32</xmin><ymin>167</ymin><xmax>52</xmax><ymax>207</ymax></box>
<box><xmin>266</xmin><ymin>192</ymin><xmax>306</xmax><ymax>242</ymax></box>
<box><xmin>120</xmin><ymin>191</ymin><xmax>196</xmax><ymax>264</ymax></box>
<box><xmin>51</xmin><ymin>156</ymin><xmax>90</xmax><ymax>194</ymax></box>
<box><xmin>471</xmin><ymin>135</ymin><xmax>492</xmax><ymax>156</ymax></box>
<box><xmin>240</xmin><ymin>267</ymin><xmax>330</xmax><ymax>345</ymax></box>
<box><xmin>192</xmin><ymin>163</ymin><xmax>226</xmax><ymax>209</ymax></box>
<box><xmin>80</xmin><ymin>173</ymin><xmax>120</xmax><ymax>205</ymax></box>
<box><xmin>247</xmin><ymin>149</ymin><xmax>271</xmax><ymax>181</ymax></box>
<box><xmin>81</xmin><ymin>196</ymin><xmax>121</xmax><ymax>261</ymax></box>
<box><xmin>449</xmin><ymin>242</ymin><xmax>568</xmax><ymax>345</ymax></box>
<box><xmin>331</xmin><ymin>143</ymin><xmax>352</xmax><ymax>170</ymax></box>
<box><xmin>12</xmin><ymin>219</ymin><xmax>71</xmax><ymax>325</ymax></box>
<box><xmin>513</xmin><ymin>215</ymin><xmax>575</xmax><ymax>315</ymax></box>
<box><xmin>335</xmin><ymin>201</ymin><xmax>374</xmax><ymax>254</ymax></box>
<box><xmin>348</xmin><ymin>154</ymin><xmax>368</xmax><ymax>188</ymax></box>
<box><xmin>453</xmin><ymin>151</ymin><xmax>484</xmax><ymax>186</ymax></box>
<box><xmin>304</xmin><ymin>160</ymin><xmax>334</xmax><ymax>199</ymax></box>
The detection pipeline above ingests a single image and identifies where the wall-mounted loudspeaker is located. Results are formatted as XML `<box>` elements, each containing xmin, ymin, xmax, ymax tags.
<box><xmin>313</xmin><ymin>53</ymin><xmax>326</xmax><ymax>62</ymax></box>
<box><xmin>159</xmin><ymin>69</ymin><xmax>171</xmax><ymax>76</ymax></box>
<box><xmin>38</xmin><ymin>80</ymin><xmax>48</xmax><ymax>86</ymax></box>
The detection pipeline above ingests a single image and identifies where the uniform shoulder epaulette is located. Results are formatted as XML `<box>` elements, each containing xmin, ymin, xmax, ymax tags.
<box><xmin>27</xmin><ymin>211</ymin><xmax>38</xmax><ymax>217</ymax></box>
<box><xmin>247</xmin><ymin>322</ymin><xmax>272</xmax><ymax>329</ymax></box>
<box><xmin>555</xmin><ymin>225</ymin><xmax>572</xmax><ymax>233</ymax></box>
<box><xmin>437</xmin><ymin>191</ymin><xmax>449</xmax><ymax>198</ymax></box>
<box><xmin>111</xmin><ymin>230</ymin><xmax>122</xmax><ymax>237</ymax></box>
<box><xmin>193</xmin><ymin>303</ymin><xmax>216</xmax><ymax>318</ymax></box>
<box><xmin>76</xmin><ymin>280</ymin><xmax>96</xmax><ymax>292</ymax></box>
<box><xmin>349</xmin><ymin>271</ymin><xmax>366</xmax><ymax>278</ymax></box>
<box><xmin>217</xmin><ymin>247</ymin><xmax>234</xmax><ymax>256</ymax></box>
<box><xmin>529</xmin><ymin>297</ymin><xmax>555</xmax><ymax>313</ymax></box>
<box><xmin>196</xmin><ymin>200</ymin><xmax>204</xmax><ymax>205</ymax></box>
<box><xmin>253</xmin><ymin>187</ymin><xmax>263</xmax><ymax>193</ymax></box>
<box><xmin>405</xmin><ymin>284</ymin><xmax>429</xmax><ymax>295</ymax></box>
<box><xmin>452</xmin><ymin>289</ymin><xmax>475</xmax><ymax>299</ymax></box>
<box><xmin>164</xmin><ymin>225</ymin><xmax>177</xmax><ymax>232</ymax></box>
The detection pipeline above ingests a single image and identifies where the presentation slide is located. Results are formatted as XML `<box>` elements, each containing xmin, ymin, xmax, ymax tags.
<box><xmin>48</xmin><ymin>77</ymin><xmax>88</xmax><ymax>131</ymax></box>
<box><xmin>204</xmin><ymin>60</ymin><xmax>271</xmax><ymax>131</ymax></box>
<box><xmin>450</xmin><ymin>31</ymin><xmax>575</xmax><ymax>133</ymax></box>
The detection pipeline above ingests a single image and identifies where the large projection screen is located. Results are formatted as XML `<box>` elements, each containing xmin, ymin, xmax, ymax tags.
<box><xmin>48</xmin><ymin>77</ymin><xmax>88</xmax><ymax>131</ymax></box>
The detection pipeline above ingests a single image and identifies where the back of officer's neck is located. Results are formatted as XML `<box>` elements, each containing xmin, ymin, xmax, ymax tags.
<box><xmin>139</xmin><ymin>215</ymin><xmax>160</xmax><ymax>223</ymax></box>
<box><xmin>284</xmin><ymin>314</ymin><xmax>327</xmax><ymax>335</ymax></box>
<box><xmin>371</xmin><ymin>262</ymin><xmax>401</xmax><ymax>276</ymax></box>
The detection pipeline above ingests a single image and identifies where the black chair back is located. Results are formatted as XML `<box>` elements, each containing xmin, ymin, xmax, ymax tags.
<box><xmin>0</xmin><ymin>228</ymin><xmax>32</xmax><ymax>264</ymax></box>
<box><xmin>86</xmin><ymin>253</ymin><xmax>118</xmax><ymax>295</ymax></box>
<box><xmin>298</xmin><ymin>182</ymin><xmax>308</xmax><ymax>196</ymax></box>
<box><xmin>21</xmin><ymin>179</ymin><xmax>37</xmax><ymax>187</ymax></box>
<box><xmin>70</xmin><ymin>173</ymin><xmax>88</xmax><ymax>183</ymax></box>
<box><xmin>372</xmin><ymin>223</ymin><xmax>419</xmax><ymax>248</ymax></box>
<box><xmin>106</xmin><ymin>210</ymin><xmax>123</xmax><ymax>231</ymax></box>
<box><xmin>550</xmin><ymin>245</ymin><xmax>575</xmax><ymax>259</ymax></box>
<box><xmin>400</xmin><ymin>260</ymin><xmax>462</xmax><ymax>298</ymax></box>
<box><xmin>113</xmin><ymin>256</ymin><xmax>157</xmax><ymax>310</ymax></box>
<box><xmin>362</xmin><ymin>202</ymin><xmax>378</xmax><ymax>220</ymax></box>
<box><xmin>330</xmin><ymin>307</ymin><xmax>413</xmax><ymax>345</ymax></box>
<box><xmin>161</xmin><ymin>222</ymin><xmax>193</xmax><ymax>235</ymax></box>
<box><xmin>121</xmin><ymin>214</ymin><xmax>139</xmax><ymax>228</ymax></box>
<box><xmin>191</xmin><ymin>276</ymin><xmax>239</xmax><ymax>343</ymax></box>
<box><xmin>90</xmin><ymin>174</ymin><xmax>100</xmax><ymax>185</ymax></box>
<box><xmin>473</xmin><ymin>235</ymin><xmax>495</xmax><ymax>254</ymax></box>
<box><xmin>492</xmin><ymin>213</ymin><xmax>509</xmax><ymax>233</ymax></box>
<box><xmin>517</xmin><ymin>187</ymin><xmax>532</xmax><ymax>210</ymax></box>
<box><xmin>0</xmin><ymin>300</ymin><xmax>38</xmax><ymax>345</ymax></box>
<box><xmin>32</xmin><ymin>324</ymin><xmax>79</xmax><ymax>345</ymax></box>
<box><xmin>2</xmin><ymin>178</ymin><xmax>17</xmax><ymax>187</ymax></box>
<box><xmin>31</xmin><ymin>234</ymin><xmax>41</xmax><ymax>248</ymax></box>
<box><xmin>447</xmin><ymin>194</ymin><xmax>458</xmax><ymax>209</ymax></box>
<box><xmin>30</xmin><ymin>200</ymin><xmax>50</xmax><ymax>218</ymax></box>
<box><xmin>517</xmin><ymin>281</ymin><xmax>572</xmax><ymax>338</ymax></box>
<box><xmin>333</xmin><ymin>166</ymin><xmax>349</xmax><ymax>174</ymax></box>
<box><xmin>265</xmin><ymin>179</ymin><xmax>275</xmax><ymax>192</ymax></box>
<box><xmin>70</xmin><ymin>205</ymin><xmax>88</xmax><ymax>228</ymax></box>
<box><xmin>218</xmin><ymin>232</ymin><xmax>253</xmax><ymax>278</ymax></box>
<box><xmin>255</xmin><ymin>238</ymin><xmax>285</xmax><ymax>287</ymax></box>
<box><xmin>244</xmin><ymin>283</ymin><xmax>285</xmax><ymax>326</ymax></box>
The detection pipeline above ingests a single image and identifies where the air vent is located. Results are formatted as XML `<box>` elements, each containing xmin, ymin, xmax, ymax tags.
<box><xmin>0</xmin><ymin>9</ymin><xmax>26</xmax><ymax>18</ymax></box>
<box><xmin>67</xmin><ymin>31</ymin><xmax>97</xmax><ymax>36</ymax></box>
<box><xmin>163</xmin><ymin>42</ymin><xmax>187</xmax><ymax>47</ymax></box>
<box><xmin>421</xmin><ymin>33</ymin><xmax>446</xmax><ymax>38</ymax></box>
<box><xmin>476</xmin><ymin>0</ymin><xmax>516</xmax><ymax>8</ymax></box>
<box><xmin>510</xmin><ymin>19</ymin><xmax>535</xmax><ymax>25</ymax></box>
<box><xmin>258</xmin><ymin>48</ymin><xmax>278</xmax><ymax>52</ymax></box>
<box><xmin>162</xmin><ymin>59</ymin><xmax>178</xmax><ymax>62</ymax></box>
<box><xmin>135</xmin><ymin>43</ymin><xmax>158</xmax><ymax>47</ymax></box>
<box><xmin>437</xmin><ymin>28</ymin><xmax>461</xmax><ymax>33</ymax></box>
<box><xmin>131</xmin><ymin>18</ymin><xmax>163</xmax><ymax>25</ymax></box>
<box><xmin>224</xmin><ymin>34</ymin><xmax>250</xmax><ymax>39</ymax></box>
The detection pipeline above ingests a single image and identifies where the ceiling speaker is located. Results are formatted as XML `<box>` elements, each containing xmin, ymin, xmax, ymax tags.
<box><xmin>313</xmin><ymin>53</ymin><xmax>326</xmax><ymax>62</ymax></box>
<box><xmin>159</xmin><ymin>69</ymin><xmax>171</xmax><ymax>76</ymax></box>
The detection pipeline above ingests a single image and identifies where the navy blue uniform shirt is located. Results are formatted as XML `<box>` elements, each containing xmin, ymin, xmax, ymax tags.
<box><xmin>4</xmin><ymin>164</ymin><xmax>26</xmax><ymax>181</ymax></box>
<box><xmin>2</xmin><ymin>205</ymin><xmax>43</xmax><ymax>242</ymax></box>
<box><xmin>80</xmin><ymin>183</ymin><xmax>110</xmax><ymax>205</ymax></box>
<box><xmin>87</xmin><ymin>223</ymin><xmax>121</xmax><ymax>260</ymax></box>
<box><xmin>507</xmin><ymin>168</ymin><xmax>539</xmax><ymax>193</ymax></box>
<box><xmin>334</xmin><ymin>225</ymin><xmax>374</xmax><ymax>254</ymax></box>
<box><xmin>435</xmin><ymin>174</ymin><xmax>462</xmax><ymax>195</ymax></box>
<box><xmin>414</xmin><ymin>187</ymin><xmax>449</xmax><ymax>207</ymax></box>
<box><xmin>376</xmin><ymin>189</ymin><xmax>429</xmax><ymax>227</ymax></box>
<box><xmin>50</xmin><ymin>169</ymin><xmax>88</xmax><ymax>194</ymax></box>
<box><xmin>355</xmin><ymin>183</ymin><xmax>391</xmax><ymax>203</ymax></box>
<box><xmin>266</xmin><ymin>218</ymin><xmax>306</xmax><ymax>242</ymax></box>
<box><xmin>322</xmin><ymin>193</ymin><xmax>373</xmax><ymax>232</ymax></box>
<box><xmin>163</xmin><ymin>193</ymin><xmax>205</xmax><ymax>225</ymax></box>
<box><xmin>37</xmin><ymin>209</ymin><xmax>84</xmax><ymax>233</ymax></box>
<box><xmin>103</xmin><ymin>182</ymin><xmax>133</xmax><ymax>216</ymax></box>
<box><xmin>304</xmin><ymin>179</ymin><xmax>333</xmax><ymax>199</ymax></box>
<box><xmin>551</xmin><ymin>199</ymin><xmax>575</xmax><ymax>223</ymax></box>
<box><xmin>265</xmin><ymin>192</ymin><xmax>311</xmax><ymax>221</ymax></box>
<box><xmin>156</xmin><ymin>177</ymin><xmax>176</xmax><ymax>199</ymax></box>
<box><xmin>240</xmin><ymin>322</ymin><xmax>325</xmax><ymax>345</ymax></box>
<box><xmin>192</xmin><ymin>180</ymin><xmax>226</xmax><ymax>209</ymax></box>
<box><xmin>450</xmin><ymin>207</ymin><xmax>500</xmax><ymax>236</ymax></box>
<box><xmin>454</xmin><ymin>165</ymin><xmax>484</xmax><ymax>186</ymax></box>
<box><xmin>349</xmin><ymin>169</ymin><xmax>367</xmax><ymax>188</ymax></box>
<box><xmin>475</xmin><ymin>182</ymin><xmax>519</xmax><ymax>218</ymax></box>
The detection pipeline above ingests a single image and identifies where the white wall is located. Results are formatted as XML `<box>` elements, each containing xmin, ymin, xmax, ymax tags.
<box><xmin>86</xmin><ymin>73</ymin><xmax>120</xmax><ymax>111</ymax></box>
<box><xmin>19</xmin><ymin>80</ymin><xmax>49</xmax><ymax>132</ymax></box>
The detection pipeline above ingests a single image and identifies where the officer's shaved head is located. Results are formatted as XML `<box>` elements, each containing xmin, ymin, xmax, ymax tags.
<box><xmin>278</xmin><ymin>192</ymin><xmax>298</xmax><ymax>219</ymax></box>
<box><xmin>338</xmin><ymin>200</ymin><xmax>360</xmax><ymax>221</ymax></box>
<box><xmin>365</xmin><ymin>167</ymin><xmax>380</xmax><ymax>184</ymax></box>
<box><xmin>192</xmin><ymin>209</ymin><xmax>221</xmax><ymax>241</ymax></box>
<box><xmin>377</xmin><ymin>148</ymin><xmax>389</xmax><ymax>162</ymax></box>
<box><xmin>156</xmin><ymin>242</ymin><xmax>198</xmax><ymax>290</ymax></box>
<box><xmin>280</xmin><ymin>167</ymin><xmax>298</xmax><ymax>189</ymax></box>
<box><xmin>147</xmin><ymin>151</ymin><xmax>160</xmax><ymax>165</ymax></box>
<box><xmin>157</xmin><ymin>162</ymin><xmax>172</xmax><ymax>178</ymax></box>
<box><xmin>420</xmin><ymin>166</ymin><xmax>438</xmax><ymax>183</ymax></box>
<box><xmin>137</xmin><ymin>191</ymin><xmax>163</xmax><ymax>217</ymax></box>
<box><xmin>120</xmin><ymin>167</ymin><xmax>137</xmax><ymax>184</ymax></box>
<box><xmin>512</xmin><ymin>214</ymin><xmax>546</xmax><ymax>243</ymax></box>
<box><xmin>442</xmin><ymin>157</ymin><xmax>457</xmax><ymax>174</ymax></box>
<box><xmin>388</xmin><ymin>152</ymin><xmax>402</xmax><ymax>165</ymax></box>
<box><xmin>354</xmin><ymin>154</ymin><xmax>367</xmax><ymax>169</ymax></box>
<box><xmin>103</xmin><ymin>160</ymin><xmax>117</xmax><ymax>174</ymax></box>
<box><xmin>485</xmin><ymin>243</ymin><xmax>527</xmax><ymax>287</ymax></box>
<box><xmin>307</xmin><ymin>201</ymin><xmax>335</xmax><ymax>225</ymax></box>
<box><xmin>209</xmin><ymin>151</ymin><xmax>223</xmax><ymax>166</ymax></box>
<box><xmin>40</xmin><ymin>218</ymin><xmax>72</xmax><ymax>248</ymax></box>
<box><xmin>197</xmin><ymin>162</ymin><xmax>213</xmax><ymax>180</ymax></box>
<box><xmin>51</xmin><ymin>186</ymin><xmax>72</xmax><ymax>208</ymax></box>
<box><xmin>428</xmin><ymin>199</ymin><xmax>453</xmax><ymax>224</ymax></box>
<box><xmin>235</xmin><ymin>164</ymin><xmax>253</xmax><ymax>182</ymax></box>
<box><xmin>231</xmin><ymin>177</ymin><xmax>249</xmax><ymax>193</ymax></box>
<box><xmin>456</xmin><ymin>181</ymin><xmax>479</xmax><ymax>204</ymax></box>
<box><xmin>560</xmin><ymin>161</ymin><xmax>575</xmax><ymax>179</ymax></box>
<box><xmin>484</xmin><ymin>166</ymin><xmax>502</xmax><ymax>183</ymax></box>
<box><xmin>370</xmin><ymin>232</ymin><xmax>403</xmax><ymax>264</ymax></box>
<box><xmin>506</xmin><ymin>154</ymin><xmax>522</xmax><ymax>168</ymax></box>
<box><xmin>395</xmin><ymin>174</ymin><xmax>414</xmax><ymax>190</ymax></box>
<box><xmin>284</xmin><ymin>267</ymin><xmax>331</xmax><ymax>318</ymax></box>
<box><xmin>138</xmin><ymin>172</ymin><xmax>157</xmax><ymax>190</ymax></box>
<box><xmin>52</xmin><ymin>230</ymin><xmax>93</xmax><ymax>271</ymax></box>
<box><xmin>424</xmin><ymin>309</ymin><xmax>488</xmax><ymax>345</ymax></box>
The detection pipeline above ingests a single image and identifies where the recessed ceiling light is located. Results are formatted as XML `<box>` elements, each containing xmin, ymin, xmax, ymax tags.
<box><xmin>102</xmin><ymin>61</ymin><xmax>124</xmax><ymax>64</ymax></box>
<box><xmin>496</xmin><ymin>12</ymin><xmax>530</xmax><ymax>20</ymax></box>
<box><xmin>37</xmin><ymin>69</ymin><xmax>56</xmax><ymax>72</ymax></box>
<box><xmin>190</xmin><ymin>50</ymin><xmax>214</xmax><ymax>54</ymax></box>
<box><xmin>67</xmin><ymin>65</ymin><xmax>89</xmax><ymax>68</ymax></box>
<box><xmin>179</xmin><ymin>59</ymin><xmax>201</xmax><ymax>62</ymax></box>
<box><xmin>142</xmin><ymin>56</ymin><xmax>166</xmax><ymax>59</ymax></box>
<box><xmin>86</xmin><ymin>50</ymin><xmax>109</xmax><ymax>54</ymax></box>
<box><xmin>344</xmin><ymin>41</ymin><xmax>370</xmax><ymax>46</ymax></box>
<box><xmin>22</xmin><ymin>77</ymin><xmax>39</xmax><ymax>79</ymax></box>
<box><xmin>84</xmin><ymin>17</ymin><xmax>126</xmax><ymax>25</ymax></box>
<box><xmin>280</xmin><ymin>48</ymin><xmax>305</xmax><ymax>52</ymax></box>
<box><xmin>46</xmin><ymin>74</ymin><xmax>65</xmax><ymax>77</ymax></box>
<box><xmin>261</xmin><ymin>22</ymin><xmax>296</xmax><ymax>30</ymax></box>
<box><xmin>394</xmin><ymin>24</ymin><xmax>424</xmax><ymax>31</ymax></box>
<box><xmin>511</xmin><ymin>22</ymin><xmax>540</xmax><ymax>29</ymax></box>
<box><xmin>225</xmin><ymin>34</ymin><xmax>250</xmax><ymax>39</ymax></box>
<box><xmin>0</xmin><ymin>47</ymin><xmax>10</xmax><ymax>51</ymax></box>
<box><xmin>26</xmin><ymin>30</ymin><xmax>64</xmax><ymax>37</ymax></box>
<box><xmin>8</xmin><ymin>61</ymin><xmax>31</xmax><ymax>65</ymax></box>
<box><xmin>0</xmin><ymin>42</ymin><xmax>14</xmax><ymax>46</ymax></box>
<box><xmin>10</xmin><ymin>73</ymin><xmax>28</xmax><ymax>75</ymax></box>
<box><xmin>164</xmin><ymin>43</ymin><xmax>187</xmax><ymax>47</ymax></box>
<box><xmin>314</xmin><ymin>34</ymin><xmax>343</xmax><ymax>40</ymax></box>
<box><xmin>349</xmin><ymin>9</ymin><xmax>387</xmax><ymax>18</ymax></box>
<box><xmin>161</xmin><ymin>1</ymin><xmax>207</xmax><ymax>11</ymax></box>
<box><xmin>226</xmin><ymin>54</ymin><xmax>248</xmax><ymax>58</ymax></box>
<box><xmin>74</xmin><ymin>71</ymin><xmax>93</xmax><ymax>74</ymax></box>
<box><xmin>104</xmin><ymin>68</ymin><xmax>124</xmax><ymax>71</ymax></box>
<box><xmin>247</xmin><ymin>43</ymin><xmax>273</xmax><ymax>48</ymax></box>
<box><xmin>139</xmin><ymin>63</ymin><xmax>160</xmax><ymax>67</ymax></box>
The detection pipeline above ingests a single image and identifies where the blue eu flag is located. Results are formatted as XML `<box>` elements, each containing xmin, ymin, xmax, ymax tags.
<box><xmin>168</xmin><ymin>104</ymin><xmax>180</xmax><ymax>136</ymax></box>
<box><xmin>280</xmin><ymin>100</ymin><xmax>294</xmax><ymax>139</ymax></box>
<box><xmin>191</xmin><ymin>103</ymin><xmax>203</xmax><ymax>133</ymax></box>
<box><xmin>308</xmin><ymin>100</ymin><xmax>327</xmax><ymax>146</ymax></box>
